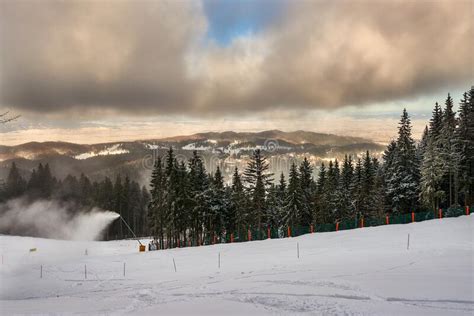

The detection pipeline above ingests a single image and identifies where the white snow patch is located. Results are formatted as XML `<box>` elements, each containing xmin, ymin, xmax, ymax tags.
<box><xmin>74</xmin><ymin>144</ymin><xmax>129</xmax><ymax>160</ymax></box>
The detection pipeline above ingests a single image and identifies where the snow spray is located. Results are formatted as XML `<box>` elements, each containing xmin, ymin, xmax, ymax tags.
<box><xmin>0</xmin><ymin>198</ymin><xmax>120</xmax><ymax>241</ymax></box>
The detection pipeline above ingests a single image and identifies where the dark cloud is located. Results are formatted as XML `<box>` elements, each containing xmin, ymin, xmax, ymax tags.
<box><xmin>0</xmin><ymin>0</ymin><xmax>472</xmax><ymax>117</ymax></box>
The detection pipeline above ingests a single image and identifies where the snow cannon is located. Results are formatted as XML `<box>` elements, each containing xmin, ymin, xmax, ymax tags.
<box><xmin>118</xmin><ymin>215</ymin><xmax>145</xmax><ymax>252</ymax></box>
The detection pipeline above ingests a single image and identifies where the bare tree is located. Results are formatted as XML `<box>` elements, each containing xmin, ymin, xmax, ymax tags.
<box><xmin>0</xmin><ymin>111</ymin><xmax>20</xmax><ymax>124</ymax></box>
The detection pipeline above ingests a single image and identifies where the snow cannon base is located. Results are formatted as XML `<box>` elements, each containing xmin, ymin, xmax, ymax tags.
<box><xmin>139</xmin><ymin>245</ymin><xmax>146</xmax><ymax>252</ymax></box>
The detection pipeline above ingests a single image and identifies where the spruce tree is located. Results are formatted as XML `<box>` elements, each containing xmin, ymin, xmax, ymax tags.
<box><xmin>283</xmin><ymin>162</ymin><xmax>303</xmax><ymax>227</ymax></box>
<box><xmin>315</xmin><ymin>162</ymin><xmax>328</xmax><ymax>223</ymax></box>
<box><xmin>352</xmin><ymin>158</ymin><xmax>363</xmax><ymax>219</ymax></box>
<box><xmin>387</xmin><ymin>109</ymin><xmax>420</xmax><ymax>213</ymax></box>
<box><xmin>298</xmin><ymin>157</ymin><xmax>314</xmax><ymax>226</ymax></box>
<box><xmin>339</xmin><ymin>155</ymin><xmax>354</xmax><ymax>219</ymax></box>
<box><xmin>455</xmin><ymin>88</ymin><xmax>474</xmax><ymax>206</ymax></box>
<box><xmin>243</xmin><ymin>149</ymin><xmax>273</xmax><ymax>228</ymax></box>
<box><xmin>360</xmin><ymin>151</ymin><xmax>376</xmax><ymax>217</ymax></box>
<box><xmin>438</xmin><ymin>94</ymin><xmax>458</xmax><ymax>207</ymax></box>
<box><xmin>188</xmin><ymin>151</ymin><xmax>210</xmax><ymax>243</ymax></box>
<box><xmin>5</xmin><ymin>162</ymin><xmax>26</xmax><ymax>199</ymax></box>
<box><xmin>326</xmin><ymin>160</ymin><xmax>340</xmax><ymax>222</ymax></box>
<box><xmin>231</xmin><ymin>167</ymin><xmax>247</xmax><ymax>237</ymax></box>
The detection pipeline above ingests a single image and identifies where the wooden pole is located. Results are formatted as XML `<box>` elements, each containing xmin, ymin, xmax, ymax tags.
<box><xmin>407</xmin><ymin>233</ymin><xmax>410</xmax><ymax>250</ymax></box>
<box><xmin>123</xmin><ymin>262</ymin><xmax>126</xmax><ymax>277</ymax></box>
<box><xmin>173</xmin><ymin>258</ymin><xmax>177</xmax><ymax>272</ymax></box>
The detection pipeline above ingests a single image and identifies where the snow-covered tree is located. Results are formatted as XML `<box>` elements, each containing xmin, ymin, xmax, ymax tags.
<box><xmin>283</xmin><ymin>162</ymin><xmax>303</xmax><ymax>226</ymax></box>
<box><xmin>243</xmin><ymin>149</ymin><xmax>273</xmax><ymax>228</ymax></box>
<box><xmin>299</xmin><ymin>157</ymin><xmax>315</xmax><ymax>226</ymax></box>
<box><xmin>385</xmin><ymin>109</ymin><xmax>420</xmax><ymax>213</ymax></box>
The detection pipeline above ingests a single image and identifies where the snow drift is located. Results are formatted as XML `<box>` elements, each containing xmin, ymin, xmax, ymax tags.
<box><xmin>0</xmin><ymin>199</ymin><xmax>119</xmax><ymax>241</ymax></box>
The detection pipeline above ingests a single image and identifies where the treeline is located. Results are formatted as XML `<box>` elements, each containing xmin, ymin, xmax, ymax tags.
<box><xmin>148</xmin><ymin>88</ymin><xmax>473</xmax><ymax>246</ymax></box>
<box><xmin>0</xmin><ymin>163</ymin><xmax>150</xmax><ymax>239</ymax></box>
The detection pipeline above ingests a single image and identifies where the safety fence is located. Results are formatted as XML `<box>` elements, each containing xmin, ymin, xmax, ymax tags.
<box><xmin>154</xmin><ymin>206</ymin><xmax>472</xmax><ymax>250</ymax></box>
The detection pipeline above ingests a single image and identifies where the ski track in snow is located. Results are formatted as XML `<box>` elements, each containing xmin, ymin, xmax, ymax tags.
<box><xmin>1</xmin><ymin>215</ymin><xmax>473</xmax><ymax>315</ymax></box>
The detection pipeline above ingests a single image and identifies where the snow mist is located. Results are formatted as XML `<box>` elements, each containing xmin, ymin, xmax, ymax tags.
<box><xmin>0</xmin><ymin>199</ymin><xmax>120</xmax><ymax>241</ymax></box>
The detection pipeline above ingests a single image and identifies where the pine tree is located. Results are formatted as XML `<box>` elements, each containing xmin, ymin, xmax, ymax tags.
<box><xmin>420</xmin><ymin>131</ymin><xmax>444</xmax><ymax>211</ymax></box>
<box><xmin>298</xmin><ymin>157</ymin><xmax>314</xmax><ymax>226</ymax></box>
<box><xmin>231</xmin><ymin>167</ymin><xmax>247</xmax><ymax>237</ymax></box>
<box><xmin>418</xmin><ymin>125</ymin><xmax>429</xmax><ymax>160</ymax></box>
<box><xmin>455</xmin><ymin>88</ymin><xmax>474</xmax><ymax>206</ymax></box>
<box><xmin>326</xmin><ymin>160</ymin><xmax>340</xmax><ymax>222</ymax></box>
<box><xmin>243</xmin><ymin>149</ymin><xmax>273</xmax><ymax>228</ymax></box>
<box><xmin>283</xmin><ymin>162</ymin><xmax>303</xmax><ymax>227</ymax></box>
<box><xmin>265</xmin><ymin>183</ymin><xmax>280</xmax><ymax>229</ymax></box>
<box><xmin>438</xmin><ymin>94</ymin><xmax>458</xmax><ymax>207</ymax></box>
<box><xmin>429</xmin><ymin>102</ymin><xmax>443</xmax><ymax>139</ymax></box>
<box><xmin>315</xmin><ymin>162</ymin><xmax>328</xmax><ymax>223</ymax></box>
<box><xmin>188</xmin><ymin>151</ymin><xmax>210</xmax><ymax>243</ymax></box>
<box><xmin>371</xmin><ymin>157</ymin><xmax>386</xmax><ymax>218</ymax></box>
<box><xmin>360</xmin><ymin>151</ymin><xmax>376</xmax><ymax>217</ymax></box>
<box><xmin>276</xmin><ymin>172</ymin><xmax>287</xmax><ymax>226</ymax></box>
<box><xmin>208</xmin><ymin>166</ymin><xmax>226</xmax><ymax>238</ymax></box>
<box><xmin>5</xmin><ymin>162</ymin><xmax>26</xmax><ymax>199</ymax></box>
<box><xmin>339</xmin><ymin>155</ymin><xmax>354</xmax><ymax>219</ymax></box>
<box><xmin>352</xmin><ymin>158</ymin><xmax>363</xmax><ymax>219</ymax></box>
<box><xmin>386</xmin><ymin>109</ymin><xmax>420</xmax><ymax>213</ymax></box>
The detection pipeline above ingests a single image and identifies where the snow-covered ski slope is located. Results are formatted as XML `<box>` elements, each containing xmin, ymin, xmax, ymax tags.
<box><xmin>1</xmin><ymin>215</ymin><xmax>473</xmax><ymax>315</ymax></box>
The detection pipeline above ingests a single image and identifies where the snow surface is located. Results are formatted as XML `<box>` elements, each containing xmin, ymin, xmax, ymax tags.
<box><xmin>74</xmin><ymin>144</ymin><xmax>129</xmax><ymax>160</ymax></box>
<box><xmin>1</xmin><ymin>216</ymin><xmax>473</xmax><ymax>315</ymax></box>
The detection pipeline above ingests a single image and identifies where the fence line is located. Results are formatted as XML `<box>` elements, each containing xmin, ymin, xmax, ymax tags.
<box><xmin>151</xmin><ymin>206</ymin><xmax>472</xmax><ymax>250</ymax></box>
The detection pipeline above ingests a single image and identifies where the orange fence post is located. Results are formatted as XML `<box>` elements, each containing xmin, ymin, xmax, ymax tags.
<box><xmin>438</xmin><ymin>209</ymin><xmax>442</xmax><ymax>219</ymax></box>
<box><xmin>310</xmin><ymin>225</ymin><xmax>314</xmax><ymax>233</ymax></box>
<box><xmin>287</xmin><ymin>226</ymin><xmax>291</xmax><ymax>238</ymax></box>
<box><xmin>411</xmin><ymin>212</ymin><xmax>415</xmax><ymax>223</ymax></box>
<box><xmin>336</xmin><ymin>222</ymin><xmax>339</xmax><ymax>231</ymax></box>
<box><xmin>267</xmin><ymin>227</ymin><xmax>271</xmax><ymax>239</ymax></box>
<box><xmin>466</xmin><ymin>206</ymin><xmax>470</xmax><ymax>216</ymax></box>
<box><xmin>230</xmin><ymin>233</ymin><xmax>234</xmax><ymax>243</ymax></box>
<box><xmin>360</xmin><ymin>218</ymin><xmax>364</xmax><ymax>228</ymax></box>
<box><xmin>178</xmin><ymin>239</ymin><xmax>180</xmax><ymax>248</ymax></box>
<box><xmin>248</xmin><ymin>229</ymin><xmax>251</xmax><ymax>241</ymax></box>
<box><xmin>386</xmin><ymin>215</ymin><xmax>389</xmax><ymax>225</ymax></box>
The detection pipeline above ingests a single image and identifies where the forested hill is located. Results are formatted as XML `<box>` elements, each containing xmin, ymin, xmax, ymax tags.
<box><xmin>0</xmin><ymin>130</ymin><xmax>384</xmax><ymax>185</ymax></box>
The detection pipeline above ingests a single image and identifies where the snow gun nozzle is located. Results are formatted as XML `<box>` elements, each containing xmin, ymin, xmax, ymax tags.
<box><xmin>119</xmin><ymin>215</ymin><xmax>143</xmax><ymax>246</ymax></box>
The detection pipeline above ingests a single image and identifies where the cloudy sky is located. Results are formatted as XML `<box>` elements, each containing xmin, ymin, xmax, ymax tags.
<box><xmin>0</xmin><ymin>0</ymin><xmax>472</xmax><ymax>145</ymax></box>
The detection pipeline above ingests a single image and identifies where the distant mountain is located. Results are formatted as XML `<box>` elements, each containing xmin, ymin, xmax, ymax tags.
<box><xmin>0</xmin><ymin>130</ymin><xmax>385</xmax><ymax>185</ymax></box>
